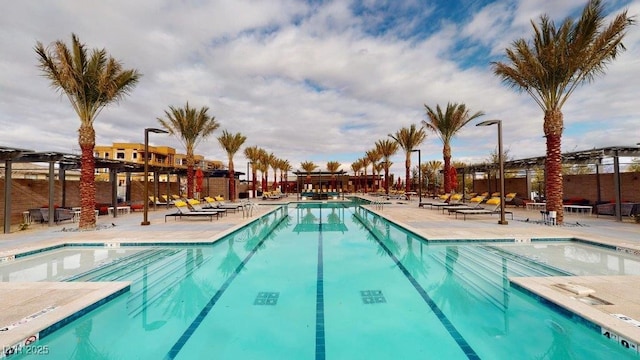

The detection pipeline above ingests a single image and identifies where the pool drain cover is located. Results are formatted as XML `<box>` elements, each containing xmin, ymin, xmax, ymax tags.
<box><xmin>254</xmin><ymin>292</ymin><xmax>279</xmax><ymax>305</ymax></box>
<box><xmin>360</xmin><ymin>290</ymin><xmax>386</xmax><ymax>304</ymax></box>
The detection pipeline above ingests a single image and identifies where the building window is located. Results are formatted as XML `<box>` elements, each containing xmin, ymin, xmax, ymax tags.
<box><xmin>116</xmin><ymin>152</ymin><xmax>125</xmax><ymax>159</ymax></box>
<box><xmin>133</xmin><ymin>152</ymin><xmax>137</xmax><ymax>159</ymax></box>
<box><xmin>104</xmin><ymin>153</ymin><xmax>109</xmax><ymax>158</ymax></box>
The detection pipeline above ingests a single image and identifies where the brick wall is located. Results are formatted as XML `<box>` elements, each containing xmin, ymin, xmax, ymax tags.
<box><xmin>470</xmin><ymin>172</ymin><xmax>640</xmax><ymax>203</ymax></box>
<box><xmin>1</xmin><ymin>177</ymin><xmax>240</xmax><ymax>231</ymax></box>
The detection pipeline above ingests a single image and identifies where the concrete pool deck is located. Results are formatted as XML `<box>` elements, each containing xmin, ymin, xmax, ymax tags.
<box><xmin>1</xmin><ymin>196</ymin><xmax>639</xmax><ymax>352</ymax></box>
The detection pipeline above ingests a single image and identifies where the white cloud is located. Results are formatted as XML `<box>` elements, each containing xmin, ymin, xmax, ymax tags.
<box><xmin>0</xmin><ymin>0</ymin><xmax>638</xmax><ymax>179</ymax></box>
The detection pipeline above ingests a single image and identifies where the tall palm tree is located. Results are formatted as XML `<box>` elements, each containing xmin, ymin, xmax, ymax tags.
<box><xmin>35</xmin><ymin>33</ymin><xmax>140</xmax><ymax>230</ymax></box>
<box><xmin>425</xmin><ymin>160</ymin><xmax>443</xmax><ymax>194</ymax></box>
<box><xmin>389</xmin><ymin>124</ymin><xmax>427</xmax><ymax>193</ymax></box>
<box><xmin>326</xmin><ymin>161</ymin><xmax>341</xmax><ymax>191</ymax></box>
<box><xmin>366</xmin><ymin>149</ymin><xmax>382</xmax><ymax>191</ymax></box>
<box><xmin>279</xmin><ymin>159</ymin><xmax>292</xmax><ymax>193</ymax></box>
<box><xmin>375</xmin><ymin>139</ymin><xmax>399</xmax><ymax>194</ymax></box>
<box><xmin>244</xmin><ymin>145</ymin><xmax>262</xmax><ymax>198</ymax></box>
<box><xmin>374</xmin><ymin>162</ymin><xmax>385</xmax><ymax>192</ymax></box>
<box><xmin>300</xmin><ymin>161</ymin><xmax>317</xmax><ymax>191</ymax></box>
<box><xmin>267</xmin><ymin>153</ymin><xmax>279</xmax><ymax>190</ymax></box>
<box><xmin>217</xmin><ymin>130</ymin><xmax>247</xmax><ymax>202</ymax></box>
<box><xmin>350</xmin><ymin>159</ymin><xmax>363</xmax><ymax>193</ymax></box>
<box><xmin>360</xmin><ymin>156</ymin><xmax>370</xmax><ymax>193</ymax></box>
<box><xmin>158</xmin><ymin>102</ymin><xmax>219</xmax><ymax>198</ymax></box>
<box><xmin>423</xmin><ymin>102</ymin><xmax>484</xmax><ymax>193</ymax></box>
<box><xmin>256</xmin><ymin>148</ymin><xmax>269</xmax><ymax>192</ymax></box>
<box><xmin>492</xmin><ymin>0</ymin><xmax>633</xmax><ymax>224</ymax></box>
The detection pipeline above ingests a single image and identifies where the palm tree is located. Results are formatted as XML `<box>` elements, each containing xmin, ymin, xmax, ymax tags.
<box><xmin>244</xmin><ymin>145</ymin><xmax>262</xmax><ymax>198</ymax></box>
<box><xmin>492</xmin><ymin>0</ymin><xmax>633</xmax><ymax>224</ymax></box>
<box><xmin>389</xmin><ymin>124</ymin><xmax>427</xmax><ymax>193</ymax></box>
<box><xmin>267</xmin><ymin>153</ymin><xmax>278</xmax><ymax>190</ymax></box>
<box><xmin>425</xmin><ymin>160</ymin><xmax>443</xmax><ymax>194</ymax></box>
<box><xmin>423</xmin><ymin>102</ymin><xmax>484</xmax><ymax>193</ymax></box>
<box><xmin>158</xmin><ymin>102</ymin><xmax>219</xmax><ymax>198</ymax></box>
<box><xmin>375</xmin><ymin>139</ymin><xmax>399</xmax><ymax>194</ymax></box>
<box><xmin>300</xmin><ymin>161</ymin><xmax>317</xmax><ymax>191</ymax></box>
<box><xmin>217</xmin><ymin>130</ymin><xmax>247</xmax><ymax>202</ymax></box>
<box><xmin>350</xmin><ymin>159</ymin><xmax>363</xmax><ymax>193</ymax></box>
<box><xmin>366</xmin><ymin>149</ymin><xmax>382</xmax><ymax>191</ymax></box>
<box><xmin>326</xmin><ymin>161</ymin><xmax>341</xmax><ymax>191</ymax></box>
<box><xmin>256</xmin><ymin>149</ymin><xmax>269</xmax><ymax>193</ymax></box>
<box><xmin>35</xmin><ymin>33</ymin><xmax>141</xmax><ymax>229</ymax></box>
<box><xmin>374</xmin><ymin>162</ymin><xmax>385</xmax><ymax>192</ymax></box>
<box><xmin>279</xmin><ymin>159</ymin><xmax>292</xmax><ymax>193</ymax></box>
<box><xmin>360</xmin><ymin>156</ymin><xmax>370</xmax><ymax>193</ymax></box>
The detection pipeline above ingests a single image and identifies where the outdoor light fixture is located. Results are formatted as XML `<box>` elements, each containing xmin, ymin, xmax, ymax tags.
<box><xmin>476</xmin><ymin>120</ymin><xmax>507</xmax><ymax>225</ymax></box>
<box><xmin>412</xmin><ymin>149</ymin><xmax>421</xmax><ymax>204</ymax></box>
<box><xmin>141</xmin><ymin>127</ymin><xmax>168</xmax><ymax>226</ymax></box>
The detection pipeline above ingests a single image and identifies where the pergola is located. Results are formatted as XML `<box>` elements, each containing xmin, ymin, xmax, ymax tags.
<box><xmin>458</xmin><ymin>146</ymin><xmax>640</xmax><ymax>221</ymax></box>
<box><xmin>0</xmin><ymin>146</ymin><xmax>182</xmax><ymax>232</ymax></box>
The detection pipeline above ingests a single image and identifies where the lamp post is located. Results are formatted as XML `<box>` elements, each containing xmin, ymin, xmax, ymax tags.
<box><xmin>412</xmin><ymin>149</ymin><xmax>421</xmax><ymax>204</ymax></box>
<box><xmin>141</xmin><ymin>128</ymin><xmax>168</xmax><ymax>226</ymax></box>
<box><xmin>247</xmin><ymin>161</ymin><xmax>252</xmax><ymax>198</ymax></box>
<box><xmin>477</xmin><ymin>120</ymin><xmax>507</xmax><ymax>225</ymax></box>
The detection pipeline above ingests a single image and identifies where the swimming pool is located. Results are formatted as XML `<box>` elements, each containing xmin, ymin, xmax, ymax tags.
<box><xmin>2</xmin><ymin>202</ymin><xmax>636</xmax><ymax>359</ymax></box>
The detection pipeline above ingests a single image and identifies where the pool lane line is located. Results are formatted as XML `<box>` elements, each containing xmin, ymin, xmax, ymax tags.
<box><xmin>355</xmin><ymin>212</ymin><xmax>480</xmax><ymax>360</ymax></box>
<box><xmin>316</xmin><ymin>216</ymin><xmax>326</xmax><ymax>360</ymax></box>
<box><xmin>165</xmin><ymin>213</ymin><xmax>289</xmax><ymax>359</ymax></box>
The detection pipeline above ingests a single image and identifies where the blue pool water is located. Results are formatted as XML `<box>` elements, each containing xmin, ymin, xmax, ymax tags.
<box><xmin>2</xmin><ymin>202</ymin><xmax>636</xmax><ymax>359</ymax></box>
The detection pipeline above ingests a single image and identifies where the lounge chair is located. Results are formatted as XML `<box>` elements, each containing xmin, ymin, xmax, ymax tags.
<box><xmin>204</xmin><ymin>197</ymin><xmax>244</xmax><ymax>212</ymax></box>
<box><xmin>187</xmin><ymin>199</ymin><xmax>227</xmax><ymax>216</ymax></box>
<box><xmin>419</xmin><ymin>193</ymin><xmax>452</xmax><ymax>208</ymax></box>
<box><xmin>165</xmin><ymin>200</ymin><xmax>223</xmax><ymax>222</ymax></box>
<box><xmin>149</xmin><ymin>196</ymin><xmax>168</xmax><ymax>206</ymax></box>
<box><xmin>453</xmin><ymin>198</ymin><xmax>513</xmax><ymax>220</ymax></box>
<box><xmin>429</xmin><ymin>194</ymin><xmax>464</xmax><ymax>209</ymax></box>
<box><xmin>441</xmin><ymin>197</ymin><xmax>486</xmax><ymax>214</ymax></box>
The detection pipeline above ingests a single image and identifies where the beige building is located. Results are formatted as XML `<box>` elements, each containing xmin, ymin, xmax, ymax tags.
<box><xmin>94</xmin><ymin>143</ymin><xmax>224</xmax><ymax>176</ymax></box>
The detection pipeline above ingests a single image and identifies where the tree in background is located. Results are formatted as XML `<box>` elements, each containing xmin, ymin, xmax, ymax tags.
<box><xmin>158</xmin><ymin>103</ymin><xmax>219</xmax><ymax>199</ymax></box>
<box><xmin>423</xmin><ymin>102</ymin><xmax>484</xmax><ymax>194</ymax></box>
<box><xmin>217</xmin><ymin>131</ymin><xmax>247</xmax><ymax>201</ymax></box>
<box><xmin>375</xmin><ymin>139</ymin><xmax>398</xmax><ymax>194</ymax></box>
<box><xmin>389</xmin><ymin>124</ymin><xmax>427</xmax><ymax>194</ymax></box>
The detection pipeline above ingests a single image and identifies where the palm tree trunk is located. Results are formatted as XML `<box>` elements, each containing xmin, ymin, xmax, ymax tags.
<box><xmin>186</xmin><ymin>164</ymin><xmax>194</xmax><ymax>198</ymax></box>
<box><xmin>404</xmin><ymin>156</ymin><xmax>411</xmax><ymax>193</ymax></box>
<box><xmin>79</xmin><ymin>124</ymin><xmax>96</xmax><ymax>229</ymax></box>
<box><xmin>443</xmin><ymin>144</ymin><xmax>451</xmax><ymax>193</ymax></box>
<box><xmin>544</xmin><ymin>110</ymin><xmax>564</xmax><ymax>224</ymax></box>
<box><xmin>384</xmin><ymin>167</ymin><xmax>390</xmax><ymax>194</ymax></box>
<box><xmin>252</xmin><ymin>170</ymin><xmax>257</xmax><ymax>197</ymax></box>
<box><xmin>229</xmin><ymin>161</ymin><xmax>236</xmax><ymax>202</ymax></box>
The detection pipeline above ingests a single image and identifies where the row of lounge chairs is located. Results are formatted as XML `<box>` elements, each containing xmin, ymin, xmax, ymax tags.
<box><xmin>420</xmin><ymin>194</ymin><xmax>514</xmax><ymax>221</ymax></box>
<box><xmin>165</xmin><ymin>197</ymin><xmax>249</xmax><ymax>222</ymax></box>
<box><xmin>263</xmin><ymin>190</ymin><xmax>286</xmax><ymax>200</ymax></box>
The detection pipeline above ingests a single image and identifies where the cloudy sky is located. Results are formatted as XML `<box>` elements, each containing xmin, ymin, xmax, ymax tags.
<box><xmin>1</xmin><ymin>0</ymin><xmax>639</xmax><ymax>179</ymax></box>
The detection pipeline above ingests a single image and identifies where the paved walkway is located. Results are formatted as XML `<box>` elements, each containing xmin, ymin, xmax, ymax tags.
<box><xmin>1</xmin><ymin>196</ymin><xmax>639</xmax><ymax>352</ymax></box>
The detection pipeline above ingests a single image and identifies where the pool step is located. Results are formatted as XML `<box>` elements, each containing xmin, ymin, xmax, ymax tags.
<box><xmin>65</xmin><ymin>249</ymin><xmax>179</xmax><ymax>282</ymax></box>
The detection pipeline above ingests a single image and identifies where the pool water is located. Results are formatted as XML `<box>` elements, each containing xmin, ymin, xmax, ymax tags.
<box><xmin>3</xmin><ymin>202</ymin><xmax>636</xmax><ymax>359</ymax></box>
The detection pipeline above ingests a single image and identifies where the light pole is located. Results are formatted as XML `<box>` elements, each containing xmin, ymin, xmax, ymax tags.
<box><xmin>247</xmin><ymin>161</ymin><xmax>252</xmax><ymax>198</ymax></box>
<box><xmin>477</xmin><ymin>120</ymin><xmax>507</xmax><ymax>225</ymax></box>
<box><xmin>141</xmin><ymin>128</ymin><xmax>168</xmax><ymax>226</ymax></box>
<box><xmin>412</xmin><ymin>149</ymin><xmax>421</xmax><ymax>204</ymax></box>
